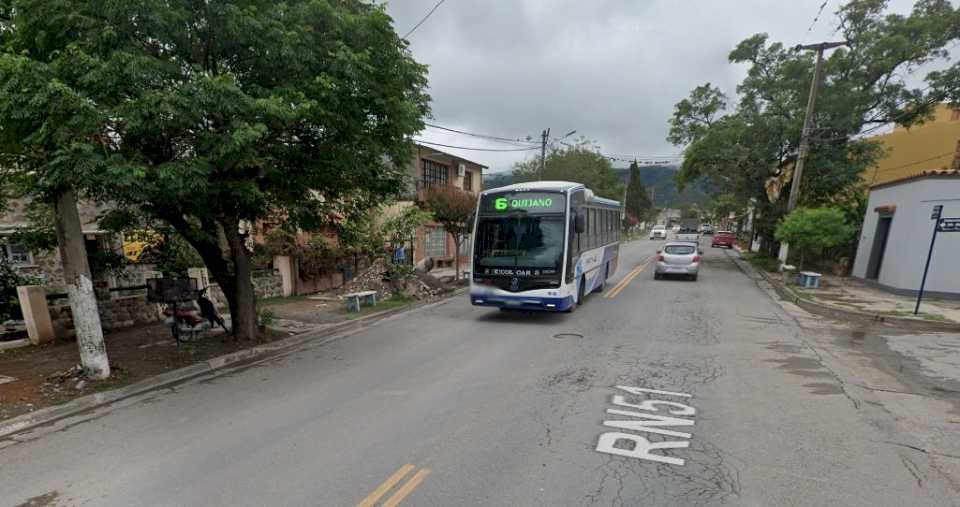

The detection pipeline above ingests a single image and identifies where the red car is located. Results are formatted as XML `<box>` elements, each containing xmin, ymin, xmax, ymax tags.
<box><xmin>711</xmin><ymin>231</ymin><xmax>736</xmax><ymax>249</ymax></box>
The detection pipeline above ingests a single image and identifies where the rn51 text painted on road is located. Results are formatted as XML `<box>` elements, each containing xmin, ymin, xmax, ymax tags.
<box><xmin>595</xmin><ymin>386</ymin><xmax>696</xmax><ymax>466</ymax></box>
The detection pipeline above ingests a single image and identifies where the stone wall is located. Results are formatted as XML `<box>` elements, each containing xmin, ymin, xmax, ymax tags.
<box><xmin>252</xmin><ymin>269</ymin><xmax>283</xmax><ymax>299</ymax></box>
<box><xmin>49</xmin><ymin>295</ymin><xmax>162</xmax><ymax>339</ymax></box>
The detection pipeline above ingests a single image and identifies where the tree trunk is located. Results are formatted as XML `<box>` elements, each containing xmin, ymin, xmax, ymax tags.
<box><xmin>54</xmin><ymin>190</ymin><xmax>110</xmax><ymax>379</ymax></box>
<box><xmin>221</xmin><ymin>218</ymin><xmax>258</xmax><ymax>340</ymax></box>
<box><xmin>453</xmin><ymin>233</ymin><xmax>460</xmax><ymax>281</ymax></box>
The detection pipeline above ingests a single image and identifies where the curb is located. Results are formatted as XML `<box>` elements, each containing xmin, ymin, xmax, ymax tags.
<box><xmin>725</xmin><ymin>249</ymin><xmax>960</xmax><ymax>332</ymax></box>
<box><xmin>0</xmin><ymin>288</ymin><xmax>467</xmax><ymax>440</ymax></box>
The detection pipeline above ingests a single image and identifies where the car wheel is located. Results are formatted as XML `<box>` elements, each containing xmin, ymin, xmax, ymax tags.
<box><xmin>577</xmin><ymin>277</ymin><xmax>586</xmax><ymax>305</ymax></box>
<box><xmin>654</xmin><ymin>272</ymin><xmax>661</xmax><ymax>280</ymax></box>
<box><xmin>690</xmin><ymin>274</ymin><xmax>698</xmax><ymax>281</ymax></box>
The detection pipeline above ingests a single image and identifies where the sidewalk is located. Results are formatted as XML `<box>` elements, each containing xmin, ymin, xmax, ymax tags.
<box><xmin>734</xmin><ymin>248</ymin><xmax>960</xmax><ymax>329</ymax></box>
<box><xmin>794</xmin><ymin>274</ymin><xmax>960</xmax><ymax>325</ymax></box>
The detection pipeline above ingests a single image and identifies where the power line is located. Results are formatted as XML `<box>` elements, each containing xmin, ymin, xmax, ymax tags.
<box><xmin>402</xmin><ymin>0</ymin><xmax>447</xmax><ymax>39</ymax></box>
<box><xmin>803</xmin><ymin>0</ymin><xmax>831</xmax><ymax>42</ymax></box>
<box><xmin>423</xmin><ymin>122</ymin><xmax>537</xmax><ymax>146</ymax></box>
<box><xmin>413</xmin><ymin>139</ymin><xmax>540</xmax><ymax>152</ymax></box>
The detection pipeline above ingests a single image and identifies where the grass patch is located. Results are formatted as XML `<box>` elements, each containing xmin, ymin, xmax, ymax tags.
<box><xmin>344</xmin><ymin>294</ymin><xmax>414</xmax><ymax>319</ymax></box>
<box><xmin>921</xmin><ymin>313</ymin><xmax>948</xmax><ymax>322</ymax></box>
<box><xmin>740</xmin><ymin>251</ymin><xmax>780</xmax><ymax>272</ymax></box>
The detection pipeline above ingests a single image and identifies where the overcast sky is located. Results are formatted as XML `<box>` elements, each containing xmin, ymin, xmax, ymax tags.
<box><xmin>383</xmin><ymin>0</ymin><xmax>944</xmax><ymax>174</ymax></box>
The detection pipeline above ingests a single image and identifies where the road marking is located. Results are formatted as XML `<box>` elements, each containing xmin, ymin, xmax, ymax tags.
<box><xmin>604</xmin><ymin>264</ymin><xmax>643</xmax><ymax>299</ymax></box>
<box><xmin>595</xmin><ymin>386</ymin><xmax>697</xmax><ymax>466</ymax></box>
<box><xmin>382</xmin><ymin>468</ymin><xmax>431</xmax><ymax>507</ymax></box>
<box><xmin>357</xmin><ymin>464</ymin><xmax>415</xmax><ymax>507</ymax></box>
<box><xmin>605</xmin><ymin>259</ymin><xmax>650</xmax><ymax>299</ymax></box>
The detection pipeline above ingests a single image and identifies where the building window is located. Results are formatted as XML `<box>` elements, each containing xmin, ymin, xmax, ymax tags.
<box><xmin>422</xmin><ymin>159</ymin><xmax>449</xmax><ymax>187</ymax></box>
<box><xmin>463</xmin><ymin>170</ymin><xmax>473</xmax><ymax>191</ymax></box>
<box><xmin>425</xmin><ymin>227</ymin><xmax>448</xmax><ymax>257</ymax></box>
<box><xmin>2</xmin><ymin>242</ymin><xmax>33</xmax><ymax>266</ymax></box>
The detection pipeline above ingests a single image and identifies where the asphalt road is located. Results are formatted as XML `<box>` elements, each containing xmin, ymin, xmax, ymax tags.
<box><xmin>2</xmin><ymin>239</ymin><xmax>959</xmax><ymax>506</ymax></box>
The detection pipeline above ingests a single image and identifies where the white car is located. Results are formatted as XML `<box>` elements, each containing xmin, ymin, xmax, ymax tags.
<box><xmin>649</xmin><ymin>225</ymin><xmax>667</xmax><ymax>240</ymax></box>
<box><xmin>654</xmin><ymin>242</ymin><xmax>701</xmax><ymax>281</ymax></box>
<box><xmin>671</xmin><ymin>225</ymin><xmax>681</xmax><ymax>233</ymax></box>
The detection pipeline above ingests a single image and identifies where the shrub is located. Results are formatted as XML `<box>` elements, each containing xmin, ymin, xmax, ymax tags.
<box><xmin>775</xmin><ymin>207</ymin><xmax>856</xmax><ymax>270</ymax></box>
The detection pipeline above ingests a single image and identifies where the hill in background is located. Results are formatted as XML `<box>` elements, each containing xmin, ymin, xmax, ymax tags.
<box><xmin>483</xmin><ymin>165</ymin><xmax>713</xmax><ymax>209</ymax></box>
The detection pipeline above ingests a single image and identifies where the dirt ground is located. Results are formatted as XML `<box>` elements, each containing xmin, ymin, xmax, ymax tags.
<box><xmin>0</xmin><ymin>323</ymin><xmax>283</xmax><ymax>422</ymax></box>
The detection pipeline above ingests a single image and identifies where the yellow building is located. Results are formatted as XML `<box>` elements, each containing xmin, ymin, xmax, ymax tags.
<box><xmin>865</xmin><ymin>104</ymin><xmax>960</xmax><ymax>185</ymax></box>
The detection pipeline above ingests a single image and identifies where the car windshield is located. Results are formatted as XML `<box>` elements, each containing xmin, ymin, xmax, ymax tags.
<box><xmin>664</xmin><ymin>245</ymin><xmax>696</xmax><ymax>255</ymax></box>
<box><xmin>474</xmin><ymin>215</ymin><xmax>565</xmax><ymax>270</ymax></box>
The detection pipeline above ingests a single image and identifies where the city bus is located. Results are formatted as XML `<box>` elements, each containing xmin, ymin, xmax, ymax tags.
<box><xmin>470</xmin><ymin>181</ymin><xmax>621</xmax><ymax>312</ymax></box>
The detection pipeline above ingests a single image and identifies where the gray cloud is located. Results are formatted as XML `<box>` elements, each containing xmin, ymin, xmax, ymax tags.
<box><xmin>384</xmin><ymin>0</ymin><xmax>936</xmax><ymax>173</ymax></box>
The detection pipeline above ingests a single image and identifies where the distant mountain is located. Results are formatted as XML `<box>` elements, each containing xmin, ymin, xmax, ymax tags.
<box><xmin>483</xmin><ymin>165</ymin><xmax>713</xmax><ymax>208</ymax></box>
<box><xmin>613</xmin><ymin>165</ymin><xmax>714</xmax><ymax>208</ymax></box>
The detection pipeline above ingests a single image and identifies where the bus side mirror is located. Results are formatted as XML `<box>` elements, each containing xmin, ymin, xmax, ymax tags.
<box><xmin>574</xmin><ymin>214</ymin><xmax>586</xmax><ymax>234</ymax></box>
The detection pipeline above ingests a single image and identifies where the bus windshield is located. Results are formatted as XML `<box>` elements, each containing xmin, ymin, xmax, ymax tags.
<box><xmin>474</xmin><ymin>215</ymin><xmax>565</xmax><ymax>274</ymax></box>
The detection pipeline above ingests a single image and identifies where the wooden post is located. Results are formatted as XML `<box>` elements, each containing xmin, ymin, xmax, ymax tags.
<box><xmin>54</xmin><ymin>190</ymin><xmax>110</xmax><ymax>379</ymax></box>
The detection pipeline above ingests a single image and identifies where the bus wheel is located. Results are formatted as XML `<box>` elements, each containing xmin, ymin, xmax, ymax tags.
<box><xmin>577</xmin><ymin>276</ymin><xmax>586</xmax><ymax>305</ymax></box>
<box><xmin>595</xmin><ymin>265</ymin><xmax>608</xmax><ymax>293</ymax></box>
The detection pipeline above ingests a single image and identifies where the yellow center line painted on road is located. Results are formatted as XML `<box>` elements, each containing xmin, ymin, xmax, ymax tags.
<box><xmin>381</xmin><ymin>468</ymin><xmax>431</xmax><ymax>507</ymax></box>
<box><xmin>605</xmin><ymin>259</ymin><xmax>651</xmax><ymax>299</ymax></box>
<box><xmin>357</xmin><ymin>464</ymin><xmax>415</xmax><ymax>507</ymax></box>
<box><xmin>604</xmin><ymin>265</ymin><xmax>642</xmax><ymax>299</ymax></box>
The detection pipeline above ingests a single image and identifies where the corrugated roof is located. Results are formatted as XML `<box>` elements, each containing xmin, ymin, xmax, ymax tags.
<box><xmin>869</xmin><ymin>169</ymin><xmax>960</xmax><ymax>189</ymax></box>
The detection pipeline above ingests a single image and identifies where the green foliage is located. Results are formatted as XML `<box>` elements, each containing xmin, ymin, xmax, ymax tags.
<box><xmin>741</xmin><ymin>251</ymin><xmax>781</xmax><ymax>273</ymax></box>
<box><xmin>667</xmin><ymin>0</ymin><xmax>960</xmax><ymax>248</ymax></box>
<box><xmin>624</xmin><ymin>162</ymin><xmax>653</xmax><ymax>223</ymax></box>
<box><xmin>382</xmin><ymin>206</ymin><xmax>431</xmax><ymax>252</ymax></box>
<box><xmin>337</xmin><ymin>207</ymin><xmax>385</xmax><ymax>262</ymax></box>
<box><xmin>422</xmin><ymin>186</ymin><xmax>477</xmax><ymax>245</ymax></box>
<box><xmin>775</xmin><ymin>207</ymin><xmax>856</xmax><ymax>268</ymax></box>
<box><xmin>511</xmin><ymin>139</ymin><xmax>625</xmax><ymax>200</ymax></box>
<box><xmin>7</xmin><ymin>200</ymin><xmax>57</xmax><ymax>252</ymax></box>
<box><xmin>422</xmin><ymin>186</ymin><xmax>476</xmax><ymax>278</ymax></box>
<box><xmin>0</xmin><ymin>258</ymin><xmax>26</xmax><ymax>321</ymax></box>
<box><xmin>0</xmin><ymin>0</ymin><xmax>430</xmax><ymax>336</ymax></box>
<box><xmin>134</xmin><ymin>229</ymin><xmax>204</xmax><ymax>278</ymax></box>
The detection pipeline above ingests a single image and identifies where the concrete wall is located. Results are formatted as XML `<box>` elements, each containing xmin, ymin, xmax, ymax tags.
<box><xmin>852</xmin><ymin>176</ymin><xmax>960</xmax><ymax>296</ymax></box>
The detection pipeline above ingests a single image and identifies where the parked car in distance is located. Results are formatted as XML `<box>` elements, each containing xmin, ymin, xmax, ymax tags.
<box><xmin>700</xmin><ymin>224</ymin><xmax>714</xmax><ymax>235</ymax></box>
<box><xmin>650</xmin><ymin>224</ymin><xmax>668</xmax><ymax>240</ymax></box>
<box><xmin>671</xmin><ymin>224</ymin><xmax>681</xmax><ymax>233</ymax></box>
<box><xmin>711</xmin><ymin>231</ymin><xmax>736</xmax><ymax>249</ymax></box>
<box><xmin>654</xmin><ymin>242</ymin><xmax>701</xmax><ymax>281</ymax></box>
<box><xmin>675</xmin><ymin>227</ymin><xmax>700</xmax><ymax>243</ymax></box>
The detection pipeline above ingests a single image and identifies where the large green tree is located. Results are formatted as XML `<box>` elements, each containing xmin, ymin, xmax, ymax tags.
<box><xmin>668</xmin><ymin>0</ymin><xmax>960</xmax><ymax>254</ymax></box>
<box><xmin>623</xmin><ymin>161</ymin><xmax>653</xmax><ymax>224</ymax></box>
<box><xmin>511</xmin><ymin>140</ymin><xmax>624</xmax><ymax>200</ymax></box>
<box><xmin>0</xmin><ymin>0</ymin><xmax>430</xmax><ymax>339</ymax></box>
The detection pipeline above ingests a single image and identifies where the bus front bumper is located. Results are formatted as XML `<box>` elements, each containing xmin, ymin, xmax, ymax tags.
<box><xmin>471</xmin><ymin>294</ymin><xmax>575</xmax><ymax>312</ymax></box>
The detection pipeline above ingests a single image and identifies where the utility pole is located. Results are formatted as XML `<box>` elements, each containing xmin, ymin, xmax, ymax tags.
<box><xmin>778</xmin><ymin>40</ymin><xmax>848</xmax><ymax>266</ymax></box>
<box><xmin>539</xmin><ymin>128</ymin><xmax>550</xmax><ymax>181</ymax></box>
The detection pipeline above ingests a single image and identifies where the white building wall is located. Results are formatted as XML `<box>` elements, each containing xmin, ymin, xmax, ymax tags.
<box><xmin>852</xmin><ymin>177</ymin><xmax>960</xmax><ymax>296</ymax></box>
